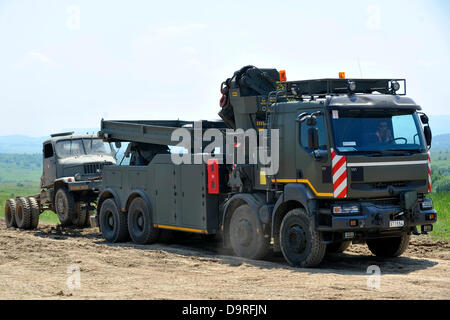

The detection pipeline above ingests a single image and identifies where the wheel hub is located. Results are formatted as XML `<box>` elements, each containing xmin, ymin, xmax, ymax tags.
<box><xmin>236</xmin><ymin>219</ymin><xmax>253</xmax><ymax>247</ymax></box>
<box><xmin>57</xmin><ymin>197</ymin><xmax>65</xmax><ymax>215</ymax></box>
<box><xmin>107</xmin><ymin>214</ymin><xmax>114</xmax><ymax>228</ymax></box>
<box><xmin>288</xmin><ymin>225</ymin><xmax>307</xmax><ymax>254</ymax></box>
<box><xmin>137</xmin><ymin>213</ymin><xmax>144</xmax><ymax>230</ymax></box>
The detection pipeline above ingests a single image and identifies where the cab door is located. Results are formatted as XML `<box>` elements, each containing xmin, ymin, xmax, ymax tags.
<box><xmin>42</xmin><ymin>142</ymin><xmax>57</xmax><ymax>188</ymax></box>
<box><xmin>295</xmin><ymin>110</ymin><xmax>333</xmax><ymax>197</ymax></box>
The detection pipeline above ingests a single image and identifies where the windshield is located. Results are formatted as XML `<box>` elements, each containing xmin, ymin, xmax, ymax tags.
<box><xmin>331</xmin><ymin>110</ymin><xmax>425</xmax><ymax>153</ymax></box>
<box><xmin>55</xmin><ymin>139</ymin><xmax>113</xmax><ymax>158</ymax></box>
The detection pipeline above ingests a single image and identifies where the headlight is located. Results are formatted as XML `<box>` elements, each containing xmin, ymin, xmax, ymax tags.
<box><xmin>332</xmin><ymin>204</ymin><xmax>360</xmax><ymax>215</ymax></box>
<box><xmin>421</xmin><ymin>199</ymin><xmax>433</xmax><ymax>210</ymax></box>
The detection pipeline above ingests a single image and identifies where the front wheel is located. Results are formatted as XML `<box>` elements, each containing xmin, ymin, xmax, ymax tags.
<box><xmin>366</xmin><ymin>233</ymin><xmax>410</xmax><ymax>257</ymax></box>
<box><xmin>54</xmin><ymin>188</ymin><xmax>76</xmax><ymax>226</ymax></box>
<box><xmin>279</xmin><ymin>208</ymin><xmax>326</xmax><ymax>268</ymax></box>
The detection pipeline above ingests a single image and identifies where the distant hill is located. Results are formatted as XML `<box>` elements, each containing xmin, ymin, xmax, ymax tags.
<box><xmin>432</xmin><ymin>134</ymin><xmax>450</xmax><ymax>148</ymax></box>
<box><xmin>0</xmin><ymin>135</ymin><xmax>45</xmax><ymax>154</ymax></box>
<box><xmin>429</xmin><ymin>115</ymin><xmax>450</xmax><ymax>136</ymax></box>
<box><xmin>0</xmin><ymin>123</ymin><xmax>448</xmax><ymax>154</ymax></box>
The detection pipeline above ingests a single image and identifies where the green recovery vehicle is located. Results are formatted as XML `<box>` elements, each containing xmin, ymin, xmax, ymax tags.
<box><xmin>4</xmin><ymin>132</ymin><xmax>116</xmax><ymax>229</ymax></box>
<box><xmin>96</xmin><ymin>66</ymin><xmax>437</xmax><ymax>267</ymax></box>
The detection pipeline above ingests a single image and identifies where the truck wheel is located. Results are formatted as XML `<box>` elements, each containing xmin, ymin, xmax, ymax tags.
<box><xmin>99</xmin><ymin>198</ymin><xmax>129</xmax><ymax>243</ymax></box>
<box><xmin>55</xmin><ymin>187</ymin><xmax>76</xmax><ymax>226</ymax></box>
<box><xmin>366</xmin><ymin>233</ymin><xmax>410</xmax><ymax>257</ymax></box>
<box><xmin>72</xmin><ymin>202</ymin><xmax>87</xmax><ymax>227</ymax></box>
<box><xmin>279</xmin><ymin>208</ymin><xmax>326</xmax><ymax>268</ymax></box>
<box><xmin>27</xmin><ymin>197</ymin><xmax>40</xmax><ymax>229</ymax></box>
<box><xmin>15</xmin><ymin>197</ymin><xmax>32</xmax><ymax>229</ymax></box>
<box><xmin>4</xmin><ymin>199</ymin><xmax>18</xmax><ymax>228</ymax></box>
<box><xmin>127</xmin><ymin>197</ymin><xmax>159</xmax><ymax>245</ymax></box>
<box><xmin>326</xmin><ymin>241</ymin><xmax>351</xmax><ymax>254</ymax></box>
<box><xmin>229</xmin><ymin>204</ymin><xmax>269</xmax><ymax>260</ymax></box>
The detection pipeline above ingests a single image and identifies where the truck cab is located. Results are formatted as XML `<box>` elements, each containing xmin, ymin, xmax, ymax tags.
<box><xmin>40</xmin><ymin>132</ymin><xmax>116</xmax><ymax>226</ymax></box>
<box><xmin>218</xmin><ymin>67</ymin><xmax>437</xmax><ymax>266</ymax></box>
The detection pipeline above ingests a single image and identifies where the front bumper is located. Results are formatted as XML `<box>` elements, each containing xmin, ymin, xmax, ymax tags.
<box><xmin>68</xmin><ymin>179</ymin><xmax>102</xmax><ymax>192</ymax></box>
<box><xmin>317</xmin><ymin>200</ymin><xmax>437</xmax><ymax>233</ymax></box>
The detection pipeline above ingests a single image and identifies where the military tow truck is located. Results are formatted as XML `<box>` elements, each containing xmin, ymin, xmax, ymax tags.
<box><xmin>95</xmin><ymin>66</ymin><xmax>437</xmax><ymax>267</ymax></box>
<box><xmin>4</xmin><ymin>132</ymin><xmax>116</xmax><ymax>229</ymax></box>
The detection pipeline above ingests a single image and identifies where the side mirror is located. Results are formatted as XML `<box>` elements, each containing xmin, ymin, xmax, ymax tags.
<box><xmin>308</xmin><ymin>127</ymin><xmax>319</xmax><ymax>150</ymax></box>
<box><xmin>424</xmin><ymin>125</ymin><xmax>432</xmax><ymax>147</ymax></box>
<box><xmin>420</xmin><ymin>114</ymin><xmax>429</xmax><ymax>124</ymax></box>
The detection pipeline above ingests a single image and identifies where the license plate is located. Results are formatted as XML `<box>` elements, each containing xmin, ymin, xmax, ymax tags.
<box><xmin>389</xmin><ymin>220</ymin><xmax>404</xmax><ymax>228</ymax></box>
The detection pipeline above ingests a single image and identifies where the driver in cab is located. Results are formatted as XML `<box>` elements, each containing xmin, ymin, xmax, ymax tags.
<box><xmin>375</xmin><ymin>120</ymin><xmax>393</xmax><ymax>143</ymax></box>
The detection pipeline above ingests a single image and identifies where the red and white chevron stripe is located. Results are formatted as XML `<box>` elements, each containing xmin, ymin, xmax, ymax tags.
<box><xmin>427</xmin><ymin>151</ymin><xmax>432</xmax><ymax>193</ymax></box>
<box><xmin>332</xmin><ymin>148</ymin><xmax>347</xmax><ymax>198</ymax></box>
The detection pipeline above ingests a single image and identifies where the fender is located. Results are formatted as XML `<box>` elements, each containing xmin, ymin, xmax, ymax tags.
<box><xmin>271</xmin><ymin>183</ymin><xmax>317</xmax><ymax>240</ymax></box>
<box><xmin>98</xmin><ymin>188</ymin><xmax>122</xmax><ymax>213</ymax></box>
<box><xmin>221</xmin><ymin>193</ymin><xmax>265</xmax><ymax>228</ymax></box>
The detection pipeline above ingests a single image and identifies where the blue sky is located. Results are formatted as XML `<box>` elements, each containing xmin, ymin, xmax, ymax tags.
<box><xmin>0</xmin><ymin>0</ymin><xmax>449</xmax><ymax>136</ymax></box>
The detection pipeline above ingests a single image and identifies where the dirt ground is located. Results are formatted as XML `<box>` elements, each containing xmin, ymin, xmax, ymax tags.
<box><xmin>0</xmin><ymin>218</ymin><xmax>449</xmax><ymax>300</ymax></box>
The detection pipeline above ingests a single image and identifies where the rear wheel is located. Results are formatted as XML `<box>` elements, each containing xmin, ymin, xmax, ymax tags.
<box><xmin>5</xmin><ymin>199</ymin><xmax>17</xmax><ymax>228</ymax></box>
<box><xmin>127</xmin><ymin>197</ymin><xmax>159</xmax><ymax>245</ymax></box>
<box><xmin>99</xmin><ymin>198</ymin><xmax>129</xmax><ymax>243</ymax></box>
<box><xmin>55</xmin><ymin>187</ymin><xmax>76</xmax><ymax>226</ymax></box>
<box><xmin>27</xmin><ymin>197</ymin><xmax>40</xmax><ymax>229</ymax></box>
<box><xmin>326</xmin><ymin>240</ymin><xmax>351</xmax><ymax>254</ymax></box>
<box><xmin>366</xmin><ymin>233</ymin><xmax>410</xmax><ymax>257</ymax></box>
<box><xmin>279</xmin><ymin>208</ymin><xmax>326</xmax><ymax>268</ymax></box>
<box><xmin>4</xmin><ymin>199</ymin><xmax>18</xmax><ymax>228</ymax></box>
<box><xmin>229</xmin><ymin>204</ymin><xmax>269</xmax><ymax>260</ymax></box>
<box><xmin>15</xmin><ymin>197</ymin><xmax>32</xmax><ymax>229</ymax></box>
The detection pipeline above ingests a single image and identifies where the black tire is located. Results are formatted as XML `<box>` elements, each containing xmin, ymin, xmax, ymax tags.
<box><xmin>27</xmin><ymin>197</ymin><xmax>40</xmax><ymax>229</ymax></box>
<box><xmin>229</xmin><ymin>204</ymin><xmax>269</xmax><ymax>260</ymax></box>
<box><xmin>15</xmin><ymin>197</ymin><xmax>32</xmax><ymax>229</ymax></box>
<box><xmin>99</xmin><ymin>198</ymin><xmax>129</xmax><ymax>243</ymax></box>
<box><xmin>279</xmin><ymin>208</ymin><xmax>326</xmax><ymax>268</ymax></box>
<box><xmin>4</xmin><ymin>199</ymin><xmax>18</xmax><ymax>228</ymax></box>
<box><xmin>127</xmin><ymin>197</ymin><xmax>159</xmax><ymax>245</ymax></box>
<box><xmin>326</xmin><ymin>240</ymin><xmax>351</xmax><ymax>254</ymax></box>
<box><xmin>54</xmin><ymin>187</ymin><xmax>76</xmax><ymax>227</ymax></box>
<box><xmin>72</xmin><ymin>202</ymin><xmax>88</xmax><ymax>227</ymax></box>
<box><xmin>366</xmin><ymin>233</ymin><xmax>410</xmax><ymax>257</ymax></box>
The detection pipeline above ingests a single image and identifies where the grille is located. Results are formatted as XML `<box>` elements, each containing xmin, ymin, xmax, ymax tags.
<box><xmin>84</xmin><ymin>163</ymin><xmax>104</xmax><ymax>174</ymax></box>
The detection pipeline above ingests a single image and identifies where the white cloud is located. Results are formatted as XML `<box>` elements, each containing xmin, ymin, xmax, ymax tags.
<box><xmin>14</xmin><ymin>51</ymin><xmax>57</xmax><ymax>69</ymax></box>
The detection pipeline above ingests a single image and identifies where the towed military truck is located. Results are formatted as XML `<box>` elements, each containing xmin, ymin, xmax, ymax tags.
<box><xmin>95</xmin><ymin>66</ymin><xmax>437</xmax><ymax>267</ymax></box>
<box><xmin>4</xmin><ymin>132</ymin><xmax>116</xmax><ymax>229</ymax></box>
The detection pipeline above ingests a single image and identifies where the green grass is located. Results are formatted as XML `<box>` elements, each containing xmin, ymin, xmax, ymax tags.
<box><xmin>430</xmin><ymin>192</ymin><xmax>450</xmax><ymax>241</ymax></box>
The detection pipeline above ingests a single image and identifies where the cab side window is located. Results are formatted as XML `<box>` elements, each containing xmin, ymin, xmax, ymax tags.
<box><xmin>299</xmin><ymin>114</ymin><xmax>327</xmax><ymax>151</ymax></box>
<box><xmin>44</xmin><ymin>143</ymin><xmax>54</xmax><ymax>158</ymax></box>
